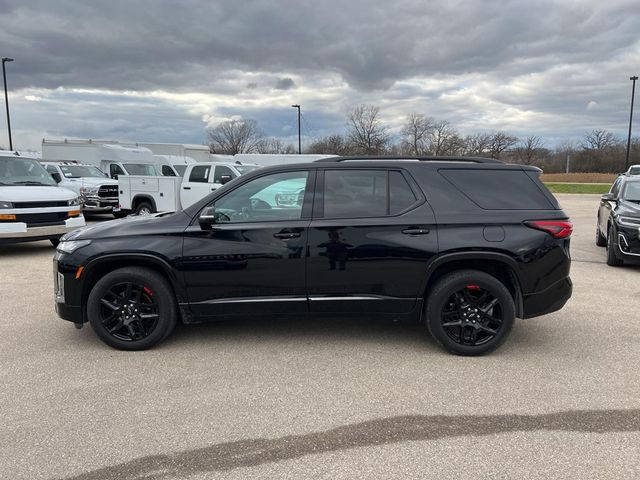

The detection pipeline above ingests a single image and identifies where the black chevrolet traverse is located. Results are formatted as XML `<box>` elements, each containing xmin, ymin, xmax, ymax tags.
<box><xmin>54</xmin><ymin>156</ymin><xmax>572</xmax><ymax>355</ymax></box>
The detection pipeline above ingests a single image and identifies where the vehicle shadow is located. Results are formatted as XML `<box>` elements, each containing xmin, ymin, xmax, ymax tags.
<box><xmin>0</xmin><ymin>241</ymin><xmax>55</xmax><ymax>258</ymax></box>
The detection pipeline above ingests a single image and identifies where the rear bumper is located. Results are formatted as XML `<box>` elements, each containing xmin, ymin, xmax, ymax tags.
<box><xmin>0</xmin><ymin>216</ymin><xmax>86</xmax><ymax>243</ymax></box>
<box><xmin>521</xmin><ymin>276</ymin><xmax>572</xmax><ymax>319</ymax></box>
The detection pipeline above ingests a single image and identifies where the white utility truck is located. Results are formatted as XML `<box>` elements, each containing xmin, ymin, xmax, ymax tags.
<box><xmin>0</xmin><ymin>151</ymin><xmax>85</xmax><ymax>246</ymax></box>
<box><xmin>117</xmin><ymin>161</ymin><xmax>260</xmax><ymax>215</ymax></box>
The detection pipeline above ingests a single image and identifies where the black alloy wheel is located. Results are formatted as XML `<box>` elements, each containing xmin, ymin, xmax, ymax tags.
<box><xmin>98</xmin><ymin>282</ymin><xmax>159</xmax><ymax>342</ymax></box>
<box><xmin>426</xmin><ymin>270</ymin><xmax>515</xmax><ymax>355</ymax></box>
<box><xmin>87</xmin><ymin>267</ymin><xmax>177</xmax><ymax>350</ymax></box>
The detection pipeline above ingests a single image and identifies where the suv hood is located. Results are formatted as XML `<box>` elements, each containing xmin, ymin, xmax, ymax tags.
<box><xmin>0</xmin><ymin>185</ymin><xmax>77</xmax><ymax>202</ymax></box>
<box><xmin>63</xmin><ymin>211</ymin><xmax>189</xmax><ymax>241</ymax></box>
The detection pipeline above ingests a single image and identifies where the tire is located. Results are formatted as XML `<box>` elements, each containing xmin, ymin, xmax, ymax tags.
<box><xmin>87</xmin><ymin>267</ymin><xmax>177</xmax><ymax>350</ymax></box>
<box><xmin>426</xmin><ymin>270</ymin><xmax>515</xmax><ymax>356</ymax></box>
<box><xmin>134</xmin><ymin>201</ymin><xmax>154</xmax><ymax>216</ymax></box>
<box><xmin>49</xmin><ymin>237</ymin><xmax>61</xmax><ymax>247</ymax></box>
<box><xmin>606</xmin><ymin>225</ymin><xmax>624</xmax><ymax>267</ymax></box>
<box><xmin>595</xmin><ymin>224</ymin><xmax>606</xmax><ymax>247</ymax></box>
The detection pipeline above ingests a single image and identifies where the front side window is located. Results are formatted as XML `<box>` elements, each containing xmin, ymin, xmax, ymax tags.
<box><xmin>109</xmin><ymin>164</ymin><xmax>125</xmax><ymax>179</ymax></box>
<box><xmin>189</xmin><ymin>165</ymin><xmax>211</xmax><ymax>183</ymax></box>
<box><xmin>212</xmin><ymin>171</ymin><xmax>309</xmax><ymax>223</ymax></box>
<box><xmin>213</xmin><ymin>166</ymin><xmax>236</xmax><ymax>184</ymax></box>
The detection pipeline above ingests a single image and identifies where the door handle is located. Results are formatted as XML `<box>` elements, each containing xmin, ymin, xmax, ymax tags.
<box><xmin>274</xmin><ymin>232</ymin><xmax>301</xmax><ymax>239</ymax></box>
<box><xmin>183</xmin><ymin>186</ymin><xmax>191</xmax><ymax>190</ymax></box>
<box><xmin>402</xmin><ymin>228</ymin><xmax>430</xmax><ymax>235</ymax></box>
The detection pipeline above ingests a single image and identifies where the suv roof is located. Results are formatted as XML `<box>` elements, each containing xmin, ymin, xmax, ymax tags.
<box><xmin>316</xmin><ymin>155</ymin><xmax>503</xmax><ymax>164</ymax></box>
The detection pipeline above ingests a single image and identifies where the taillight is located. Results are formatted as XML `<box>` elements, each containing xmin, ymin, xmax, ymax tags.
<box><xmin>525</xmin><ymin>220</ymin><xmax>573</xmax><ymax>239</ymax></box>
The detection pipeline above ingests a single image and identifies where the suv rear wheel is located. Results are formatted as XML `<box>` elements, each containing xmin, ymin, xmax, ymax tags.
<box><xmin>426</xmin><ymin>270</ymin><xmax>515</xmax><ymax>356</ymax></box>
<box><xmin>87</xmin><ymin>267</ymin><xmax>177</xmax><ymax>350</ymax></box>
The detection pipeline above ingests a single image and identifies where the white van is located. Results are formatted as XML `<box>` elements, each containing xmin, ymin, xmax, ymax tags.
<box><xmin>0</xmin><ymin>151</ymin><xmax>85</xmax><ymax>246</ymax></box>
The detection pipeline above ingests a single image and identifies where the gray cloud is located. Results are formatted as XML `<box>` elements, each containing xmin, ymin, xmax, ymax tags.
<box><xmin>274</xmin><ymin>77</ymin><xmax>295</xmax><ymax>90</ymax></box>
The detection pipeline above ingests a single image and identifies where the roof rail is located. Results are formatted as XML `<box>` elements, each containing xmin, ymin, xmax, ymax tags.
<box><xmin>315</xmin><ymin>155</ymin><xmax>503</xmax><ymax>164</ymax></box>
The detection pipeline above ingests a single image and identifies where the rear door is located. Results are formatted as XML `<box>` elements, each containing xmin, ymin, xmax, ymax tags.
<box><xmin>306</xmin><ymin>168</ymin><xmax>437</xmax><ymax>314</ymax></box>
<box><xmin>181</xmin><ymin>164</ymin><xmax>215</xmax><ymax>208</ymax></box>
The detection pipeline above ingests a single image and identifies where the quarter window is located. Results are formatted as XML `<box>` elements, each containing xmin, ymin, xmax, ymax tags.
<box><xmin>189</xmin><ymin>165</ymin><xmax>211</xmax><ymax>183</ymax></box>
<box><xmin>212</xmin><ymin>171</ymin><xmax>309</xmax><ymax>223</ymax></box>
<box><xmin>390</xmin><ymin>171</ymin><xmax>417</xmax><ymax>214</ymax></box>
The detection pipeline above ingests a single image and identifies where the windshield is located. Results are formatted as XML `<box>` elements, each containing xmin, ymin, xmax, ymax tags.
<box><xmin>60</xmin><ymin>165</ymin><xmax>106</xmax><ymax>178</ymax></box>
<box><xmin>622</xmin><ymin>182</ymin><xmax>640</xmax><ymax>202</ymax></box>
<box><xmin>123</xmin><ymin>163</ymin><xmax>159</xmax><ymax>176</ymax></box>
<box><xmin>629</xmin><ymin>167</ymin><xmax>640</xmax><ymax>175</ymax></box>
<box><xmin>235</xmin><ymin>165</ymin><xmax>260</xmax><ymax>175</ymax></box>
<box><xmin>173</xmin><ymin>165</ymin><xmax>187</xmax><ymax>176</ymax></box>
<box><xmin>0</xmin><ymin>157</ymin><xmax>57</xmax><ymax>186</ymax></box>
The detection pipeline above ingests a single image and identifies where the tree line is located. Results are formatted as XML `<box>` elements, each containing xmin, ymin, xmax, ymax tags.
<box><xmin>207</xmin><ymin>104</ymin><xmax>640</xmax><ymax>173</ymax></box>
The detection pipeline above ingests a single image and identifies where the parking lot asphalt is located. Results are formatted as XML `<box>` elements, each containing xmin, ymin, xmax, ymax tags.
<box><xmin>1</xmin><ymin>194</ymin><xmax>639</xmax><ymax>480</ymax></box>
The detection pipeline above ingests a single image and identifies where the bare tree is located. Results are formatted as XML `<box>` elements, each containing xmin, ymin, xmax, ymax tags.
<box><xmin>464</xmin><ymin>132</ymin><xmax>493</xmax><ymax>156</ymax></box>
<box><xmin>582</xmin><ymin>129</ymin><xmax>619</xmax><ymax>150</ymax></box>
<box><xmin>401</xmin><ymin>113</ymin><xmax>434</xmax><ymax>155</ymax></box>
<box><xmin>346</xmin><ymin>104</ymin><xmax>390</xmax><ymax>155</ymax></box>
<box><xmin>428</xmin><ymin>121</ymin><xmax>463</xmax><ymax>156</ymax></box>
<box><xmin>207</xmin><ymin>119</ymin><xmax>264</xmax><ymax>155</ymax></box>
<box><xmin>488</xmin><ymin>131</ymin><xmax>518</xmax><ymax>159</ymax></box>
<box><xmin>514</xmin><ymin>135</ymin><xmax>545</xmax><ymax>165</ymax></box>
<box><xmin>256</xmin><ymin>137</ymin><xmax>296</xmax><ymax>154</ymax></box>
<box><xmin>306</xmin><ymin>134</ymin><xmax>349</xmax><ymax>155</ymax></box>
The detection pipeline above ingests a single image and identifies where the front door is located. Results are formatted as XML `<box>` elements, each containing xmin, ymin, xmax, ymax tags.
<box><xmin>306</xmin><ymin>168</ymin><xmax>437</xmax><ymax>314</ymax></box>
<box><xmin>181</xmin><ymin>169</ymin><xmax>314</xmax><ymax>318</ymax></box>
<box><xmin>181</xmin><ymin>164</ymin><xmax>216</xmax><ymax>208</ymax></box>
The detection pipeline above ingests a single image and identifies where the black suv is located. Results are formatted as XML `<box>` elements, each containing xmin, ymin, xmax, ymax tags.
<box><xmin>54</xmin><ymin>157</ymin><xmax>572</xmax><ymax>355</ymax></box>
<box><xmin>596</xmin><ymin>174</ymin><xmax>640</xmax><ymax>266</ymax></box>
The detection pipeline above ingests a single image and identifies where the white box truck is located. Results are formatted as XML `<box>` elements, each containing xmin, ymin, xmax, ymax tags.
<box><xmin>137</xmin><ymin>143</ymin><xmax>211</xmax><ymax>163</ymax></box>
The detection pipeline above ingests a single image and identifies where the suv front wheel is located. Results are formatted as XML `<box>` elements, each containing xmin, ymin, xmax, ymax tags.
<box><xmin>87</xmin><ymin>267</ymin><xmax>177</xmax><ymax>350</ymax></box>
<box><xmin>426</xmin><ymin>270</ymin><xmax>515</xmax><ymax>356</ymax></box>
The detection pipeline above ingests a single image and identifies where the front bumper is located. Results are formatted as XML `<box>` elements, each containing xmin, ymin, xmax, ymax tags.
<box><xmin>616</xmin><ymin>225</ymin><xmax>640</xmax><ymax>262</ymax></box>
<box><xmin>53</xmin><ymin>254</ymin><xmax>84</xmax><ymax>324</ymax></box>
<box><xmin>81</xmin><ymin>194</ymin><xmax>118</xmax><ymax>212</ymax></box>
<box><xmin>521</xmin><ymin>276</ymin><xmax>573</xmax><ymax>319</ymax></box>
<box><xmin>0</xmin><ymin>216</ymin><xmax>85</xmax><ymax>243</ymax></box>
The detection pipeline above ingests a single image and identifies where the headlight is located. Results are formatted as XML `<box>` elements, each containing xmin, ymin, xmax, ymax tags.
<box><xmin>67</xmin><ymin>197</ymin><xmax>80</xmax><ymax>206</ymax></box>
<box><xmin>0</xmin><ymin>201</ymin><xmax>12</xmax><ymax>208</ymax></box>
<box><xmin>618</xmin><ymin>216</ymin><xmax>640</xmax><ymax>227</ymax></box>
<box><xmin>56</xmin><ymin>239</ymin><xmax>92</xmax><ymax>254</ymax></box>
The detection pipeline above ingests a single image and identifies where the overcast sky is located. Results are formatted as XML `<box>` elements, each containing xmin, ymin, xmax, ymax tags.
<box><xmin>1</xmin><ymin>0</ymin><xmax>639</xmax><ymax>151</ymax></box>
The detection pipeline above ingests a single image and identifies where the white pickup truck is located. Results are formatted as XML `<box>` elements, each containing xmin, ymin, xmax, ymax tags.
<box><xmin>117</xmin><ymin>161</ymin><xmax>260</xmax><ymax>215</ymax></box>
<box><xmin>0</xmin><ymin>151</ymin><xmax>85</xmax><ymax>246</ymax></box>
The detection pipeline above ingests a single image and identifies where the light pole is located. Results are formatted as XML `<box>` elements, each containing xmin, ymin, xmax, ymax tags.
<box><xmin>291</xmin><ymin>104</ymin><xmax>301</xmax><ymax>154</ymax></box>
<box><xmin>626</xmin><ymin>75</ymin><xmax>638</xmax><ymax>170</ymax></box>
<box><xmin>2</xmin><ymin>57</ymin><xmax>14</xmax><ymax>150</ymax></box>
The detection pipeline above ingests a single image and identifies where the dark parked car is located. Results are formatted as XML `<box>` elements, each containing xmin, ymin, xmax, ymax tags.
<box><xmin>596</xmin><ymin>174</ymin><xmax>640</xmax><ymax>266</ymax></box>
<box><xmin>54</xmin><ymin>156</ymin><xmax>573</xmax><ymax>355</ymax></box>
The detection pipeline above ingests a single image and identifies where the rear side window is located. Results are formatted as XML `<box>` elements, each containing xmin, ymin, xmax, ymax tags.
<box><xmin>440</xmin><ymin>169</ymin><xmax>555</xmax><ymax>210</ymax></box>
<box><xmin>324</xmin><ymin>170</ymin><xmax>388</xmax><ymax>218</ymax></box>
<box><xmin>189</xmin><ymin>165</ymin><xmax>210</xmax><ymax>183</ymax></box>
<box><xmin>162</xmin><ymin>165</ymin><xmax>176</xmax><ymax>176</ymax></box>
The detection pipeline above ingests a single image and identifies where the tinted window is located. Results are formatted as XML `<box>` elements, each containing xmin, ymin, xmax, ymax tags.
<box><xmin>162</xmin><ymin>165</ymin><xmax>176</xmax><ymax>176</ymax></box>
<box><xmin>440</xmin><ymin>169</ymin><xmax>555</xmax><ymax>210</ymax></box>
<box><xmin>213</xmin><ymin>171</ymin><xmax>309</xmax><ymax>223</ymax></box>
<box><xmin>189</xmin><ymin>165</ymin><xmax>211</xmax><ymax>183</ymax></box>
<box><xmin>622</xmin><ymin>181</ymin><xmax>640</xmax><ymax>201</ymax></box>
<box><xmin>324</xmin><ymin>170</ymin><xmax>387</xmax><ymax>218</ymax></box>
<box><xmin>45</xmin><ymin>165</ymin><xmax>58</xmax><ymax>175</ymax></box>
<box><xmin>390</xmin><ymin>171</ymin><xmax>417</xmax><ymax>214</ymax></box>
<box><xmin>214</xmin><ymin>166</ymin><xmax>236</xmax><ymax>184</ymax></box>
<box><xmin>109</xmin><ymin>164</ymin><xmax>125</xmax><ymax>178</ymax></box>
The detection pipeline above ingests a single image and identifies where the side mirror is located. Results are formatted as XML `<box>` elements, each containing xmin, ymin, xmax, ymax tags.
<box><xmin>601</xmin><ymin>193</ymin><xmax>615</xmax><ymax>202</ymax></box>
<box><xmin>198</xmin><ymin>206</ymin><xmax>216</xmax><ymax>230</ymax></box>
<box><xmin>51</xmin><ymin>172</ymin><xmax>62</xmax><ymax>183</ymax></box>
<box><xmin>220</xmin><ymin>175</ymin><xmax>233</xmax><ymax>185</ymax></box>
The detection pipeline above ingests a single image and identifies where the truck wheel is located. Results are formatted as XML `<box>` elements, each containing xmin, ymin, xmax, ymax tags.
<box><xmin>87</xmin><ymin>267</ymin><xmax>177</xmax><ymax>350</ymax></box>
<box><xmin>134</xmin><ymin>202</ymin><xmax>154</xmax><ymax>216</ymax></box>
<box><xmin>426</xmin><ymin>270</ymin><xmax>515</xmax><ymax>356</ymax></box>
<box><xmin>606</xmin><ymin>226</ymin><xmax>624</xmax><ymax>266</ymax></box>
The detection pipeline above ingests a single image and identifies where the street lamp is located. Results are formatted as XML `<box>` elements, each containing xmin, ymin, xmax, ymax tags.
<box><xmin>626</xmin><ymin>75</ymin><xmax>638</xmax><ymax>170</ymax></box>
<box><xmin>291</xmin><ymin>104</ymin><xmax>301</xmax><ymax>154</ymax></box>
<box><xmin>2</xmin><ymin>57</ymin><xmax>14</xmax><ymax>151</ymax></box>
